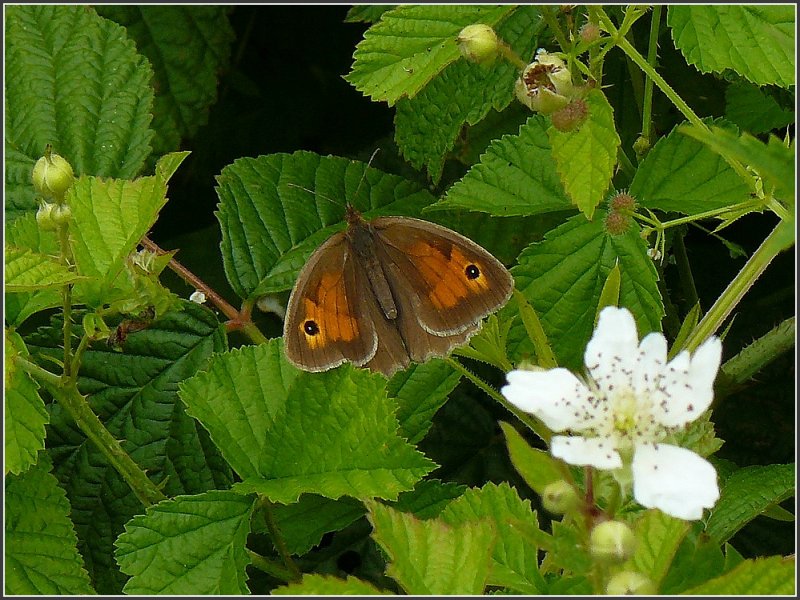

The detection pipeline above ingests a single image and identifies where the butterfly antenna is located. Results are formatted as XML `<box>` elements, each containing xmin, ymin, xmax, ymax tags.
<box><xmin>350</xmin><ymin>147</ymin><xmax>380</xmax><ymax>209</ymax></box>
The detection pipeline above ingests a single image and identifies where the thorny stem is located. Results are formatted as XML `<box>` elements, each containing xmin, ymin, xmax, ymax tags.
<box><xmin>256</xmin><ymin>496</ymin><xmax>302</xmax><ymax>582</ymax></box>
<box><xmin>16</xmin><ymin>356</ymin><xmax>166</xmax><ymax>507</ymax></box>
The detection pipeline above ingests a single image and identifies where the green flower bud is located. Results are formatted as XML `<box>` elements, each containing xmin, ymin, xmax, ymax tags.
<box><xmin>542</xmin><ymin>480</ymin><xmax>580</xmax><ymax>514</ymax></box>
<box><xmin>633</xmin><ymin>135</ymin><xmax>651</xmax><ymax>159</ymax></box>
<box><xmin>32</xmin><ymin>148</ymin><xmax>74</xmax><ymax>201</ymax></box>
<box><xmin>457</xmin><ymin>24</ymin><xmax>500</xmax><ymax>66</ymax></box>
<box><xmin>605</xmin><ymin>571</ymin><xmax>656</xmax><ymax>595</ymax></box>
<box><xmin>589</xmin><ymin>520</ymin><xmax>637</xmax><ymax>563</ymax></box>
<box><xmin>36</xmin><ymin>202</ymin><xmax>58</xmax><ymax>231</ymax></box>
<box><xmin>579</xmin><ymin>22</ymin><xmax>601</xmax><ymax>43</ymax></box>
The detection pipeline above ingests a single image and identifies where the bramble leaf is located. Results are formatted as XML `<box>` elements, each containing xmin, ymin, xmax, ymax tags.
<box><xmin>394</xmin><ymin>6</ymin><xmax>543</xmax><ymax>182</ymax></box>
<box><xmin>705</xmin><ymin>463</ymin><xmax>795</xmax><ymax>545</ymax></box>
<box><xmin>5</xmin><ymin>330</ymin><xmax>49</xmax><ymax>476</ymax></box>
<box><xmin>346</xmin><ymin>5</ymin><xmax>514</xmax><ymax>106</ymax></box>
<box><xmin>5</xmin><ymin>5</ymin><xmax>154</xmax><ymax>220</ymax></box>
<box><xmin>95</xmin><ymin>6</ymin><xmax>234</xmax><ymax>159</ymax></box>
<box><xmin>668</xmin><ymin>6</ymin><xmax>794</xmax><ymax>88</ymax></box>
<box><xmin>6</xmin><ymin>453</ymin><xmax>94</xmax><ymax>595</ymax></box>
<box><xmin>431</xmin><ymin>115</ymin><xmax>573</xmax><ymax>216</ymax></box>
<box><xmin>115</xmin><ymin>491</ymin><xmax>254</xmax><ymax>595</ymax></box>
<box><xmin>367</xmin><ymin>500</ymin><xmax>495</xmax><ymax>594</ymax></box>
<box><xmin>181</xmin><ymin>340</ymin><xmax>436</xmax><ymax>504</ymax></box>
<box><xmin>548</xmin><ymin>90</ymin><xmax>620</xmax><ymax>220</ymax></box>
<box><xmin>630</xmin><ymin>120</ymin><xmax>752</xmax><ymax>215</ymax></box>
<box><xmin>509</xmin><ymin>212</ymin><xmax>663</xmax><ymax>369</ymax></box>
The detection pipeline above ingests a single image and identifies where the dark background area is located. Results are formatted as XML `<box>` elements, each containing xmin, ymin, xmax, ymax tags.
<box><xmin>141</xmin><ymin>6</ymin><xmax>793</xmax><ymax>561</ymax></box>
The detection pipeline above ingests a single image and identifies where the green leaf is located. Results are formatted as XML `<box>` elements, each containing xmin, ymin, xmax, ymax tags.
<box><xmin>68</xmin><ymin>153</ymin><xmax>187</xmax><ymax>307</ymax></box>
<box><xmin>367</xmin><ymin>500</ymin><xmax>496</xmax><ymax>594</ymax></box>
<box><xmin>455</xmin><ymin>312</ymin><xmax>514</xmax><ymax>371</ymax></box>
<box><xmin>345</xmin><ymin>6</ymin><xmax>395</xmax><ymax>24</ymax></box>
<box><xmin>627</xmin><ymin>509</ymin><xmax>690</xmax><ymax>588</ymax></box>
<box><xmin>500</xmin><ymin>421</ymin><xmax>563</xmax><ymax>495</ymax></box>
<box><xmin>630</xmin><ymin>120</ymin><xmax>752</xmax><ymax>215</ymax></box>
<box><xmin>725</xmin><ymin>83</ymin><xmax>795</xmax><ymax>135</ymax></box>
<box><xmin>388</xmin><ymin>358</ymin><xmax>462</xmax><ymax>444</ymax></box>
<box><xmin>4</xmin><ymin>213</ymin><xmax>62</xmax><ymax>326</ymax></box>
<box><xmin>214</xmin><ymin>151</ymin><xmax>437</xmax><ymax>299</ymax></box>
<box><xmin>705</xmin><ymin>463</ymin><xmax>795</xmax><ymax>545</ymax></box>
<box><xmin>94</xmin><ymin>6</ymin><xmax>234</xmax><ymax>158</ymax></box>
<box><xmin>678</xmin><ymin>124</ymin><xmax>795</xmax><ymax>201</ymax></box>
<box><xmin>179</xmin><ymin>340</ymin><xmax>298</xmax><ymax>481</ymax></box>
<box><xmin>273</xmin><ymin>574</ymin><xmax>389</xmax><ymax>595</ymax></box>
<box><xmin>440</xmin><ymin>482</ymin><xmax>543</xmax><ymax>594</ymax></box>
<box><xmin>392</xmin><ymin>479</ymin><xmax>467</xmax><ymax>519</ymax></box>
<box><xmin>115</xmin><ymin>491</ymin><xmax>255</xmax><ymax>594</ymax></box>
<box><xmin>5</xmin><ymin>330</ymin><xmax>49</xmax><ymax>476</ymax></box>
<box><xmin>660</xmin><ymin>531</ymin><xmax>725</xmax><ymax>594</ymax></box>
<box><xmin>31</xmin><ymin>301</ymin><xmax>229</xmax><ymax>594</ymax></box>
<box><xmin>5</xmin><ymin>246</ymin><xmax>85</xmax><ymax>292</ymax></box>
<box><xmin>431</xmin><ymin>115</ymin><xmax>573</xmax><ymax>216</ymax></box>
<box><xmin>269</xmin><ymin>494</ymin><xmax>366</xmax><ymax>556</ymax></box>
<box><xmin>5</xmin><ymin>5</ymin><xmax>154</xmax><ymax>220</ymax></box>
<box><xmin>345</xmin><ymin>5</ymin><xmax>514</xmax><ymax>106</ymax></box>
<box><xmin>683</xmin><ymin>555</ymin><xmax>795</xmax><ymax>595</ymax></box>
<box><xmin>509</xmin><ymin>212</ymin><xmax>663</xmax><ymax>369</ymax></box>
<box><xmin>668</xmin><ymin>6</ymin><xmax>795</xmax><ymax>88</ymax></box>
<box><xmin>548</xmin><ymin>90</ymin><xmax>621</xmax><ymax>219</ymax></box>
<box><xmin>5</xmin><ymin>453</ymin><xmax>94</xmax><ymax>595</ymax></box>
<box><xmin>182</xmin><ymin>340</ymin><xmax>436</xmax><ymax>504</ymax></box>
<box><xmin>394</xmin><ymin>6</ymin><xmax>543</xmax><ymax>183</ymax></box>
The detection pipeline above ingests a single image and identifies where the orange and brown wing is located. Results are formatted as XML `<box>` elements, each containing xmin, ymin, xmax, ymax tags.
<box><xmin>372</xmin><ymin>216</ymin><xmax>514</xmax><ymax>336</ymax></box>
<box><xmin>283</xmin><ymin>233</ymin><xmax>378</xmax><ymax>372</ymax></box>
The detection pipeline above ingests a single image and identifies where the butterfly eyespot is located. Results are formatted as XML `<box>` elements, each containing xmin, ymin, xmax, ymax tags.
<box><xmin>303</xmin><ymin>320</ymin><xmax>320</xmax><ymax>336</ymax></box>
<box><xmin>465</xmin><ymin>264</ymin><xmax>481</xmax><ymax>280</ymax></box>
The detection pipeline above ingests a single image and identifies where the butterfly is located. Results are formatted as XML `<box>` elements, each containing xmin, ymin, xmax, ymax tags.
<box><xmin>283</xmin><ymin>204</ymin><xmax>513</xmax><ymax>377</ymax></box>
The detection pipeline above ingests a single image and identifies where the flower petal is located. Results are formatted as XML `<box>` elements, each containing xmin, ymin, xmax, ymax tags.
<box><xmin>652</xmin><ymin>337</ymin><xmax>722</xmax><ymax>428</ymax></box>
<box><xmin>584</xmin><ymin>307</ymin><xmax>640</xmax><ymax>396</ymax></box>
<box><xmin>632</xmin><ymin>332</ymin><xmax>668</xmax><ymax>396</ymax></box>
<box><xmin>632</xmin><ymin>443</ymin><xmax>719</xmax><ymax>520</ymax></box>
<box><xmin>502</xmin><ymin>369</ymin><xmax>599</xmax><ymax>432</ymax></box>
<box><xmin>551</xmin><ymin>435</ymin><xmax>622</xmax><ymax>469</ymax></box>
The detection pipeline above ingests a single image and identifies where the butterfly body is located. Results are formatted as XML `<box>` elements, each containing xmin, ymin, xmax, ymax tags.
<box><xmin>284</xmin><ymin>205</ymin><xmax>514</xmax><ymax>377</ymax></box>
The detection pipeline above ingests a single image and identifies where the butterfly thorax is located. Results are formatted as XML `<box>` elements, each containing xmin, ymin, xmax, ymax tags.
<box><xmin>344</xmin><ymin>206</ymin><xmax>399</xmax><ymax>321</ymax></box>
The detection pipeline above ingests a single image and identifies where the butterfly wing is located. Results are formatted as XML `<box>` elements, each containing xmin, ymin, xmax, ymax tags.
<box><xmin>371</xmin><ymin>217</ymin><xmax>514</xmax><ymax>338</ymax></box>
<box><xmin>283</xmin><ymin>232</ymin><xmax>380</xmax><ymax>372</ymax></box>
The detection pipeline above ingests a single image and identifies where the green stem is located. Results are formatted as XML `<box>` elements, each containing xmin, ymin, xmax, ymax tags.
<box><xmin>716</xmin><ymin>316</ymin><xmax>795</xmax><ymax>397</ymax></box>
<box><xmin>17</xmin><ymin>356</ymin><xmax>166</xmax><ymax>507</ymax></box>
<box><xmin>541</xmin><ymin>6</ymin><xmax>571</xmax><ymax>52</ymax></box>
<box><xmin>241</xmin><ymin>322</ymin><xmax>269</xmax><ymax>345</ymax></box>
<box><xmin>498</xmin><ymin>40</ymin><xmax>528</xmax><ymax>70</ymax></box>
<box><xmin>641</xmin><ymin>5</ymin><xmax>661</xmax><ymax>142</ymax></box>
<box><xmin>246</xmin><ymin>549</ymin><xmax>296</xmax><ymax>583</ymax></box>
<box><xmin>683</xmin><ymin>220</ymin><xmax>794</xmax><ymax>352</ymax></box>
<box><xmin>257</xmin><ymin>496</ymin><xmax>301</xmax><ymax>582</ymax></box>
<box><xmin>672</xmin><ymin>229</ymin><xmax>700</xmax><ymax>309</ymax></box>
<box><xmin>69</xmin><ymin>333</ymin><xmax>92</xmax><ymax>382</ymax></box>
<box><xmin>445</xmin><ymin>357</ymin><xmax>552</xmax><ymax>444</ymax></box>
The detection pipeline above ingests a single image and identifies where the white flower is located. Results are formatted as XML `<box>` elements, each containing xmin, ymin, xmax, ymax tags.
<box><xmin>502</xmin><ymin>306</ymin><xmax>722</xmax><ymax>520</ymax></box>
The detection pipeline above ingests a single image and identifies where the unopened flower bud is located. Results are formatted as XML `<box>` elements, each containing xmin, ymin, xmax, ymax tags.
<box><xmin>609</xmin><ymin>191</ymin><xmax>637</xmax><ymax>214</ymax></box>
<box><xmin>605</xmin><ymin>571</ymin><xmax>656</xmax><ymax>595</ymax></box>
<box><xmin>633</xmin><ymin>136</ymin><xmax>651</xmax><ymax>159</ymax></box>
<box><xmin>579</xmin><ymin>22</ymin><xmax>601</xmax><ymax>43</ymax></box>
<box><xmin>589</xmin><ymin>520</ymin><xmax>636</xmax><ymax>563</ymax></box>
<box><xmin>542</xmin><ymin>480</ymin><xmax>580</xmax><ymax>514</ymax></box>
<box><xmin>36</xmin><ymin>202</ymin><xmax>58</xmax><ymax>231</ymax></box>
<box><xmin>32</xmin><ymin>148</ymin><xmax>74</xmax><ymax>201</ymax></box>
<box><xmin>550</xmin><ymin>98</ymin><xmax>588</xmax><ymax>132</ymax></box>
<box><xmin>604</xmin><ymin>210</ymin><xmax>632</xmax><ymax>236</ymax></box>
<box><xmin>457</xmin><ymin>24</ymin><xmax>500</xmax><ymax>66</ymax></box>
